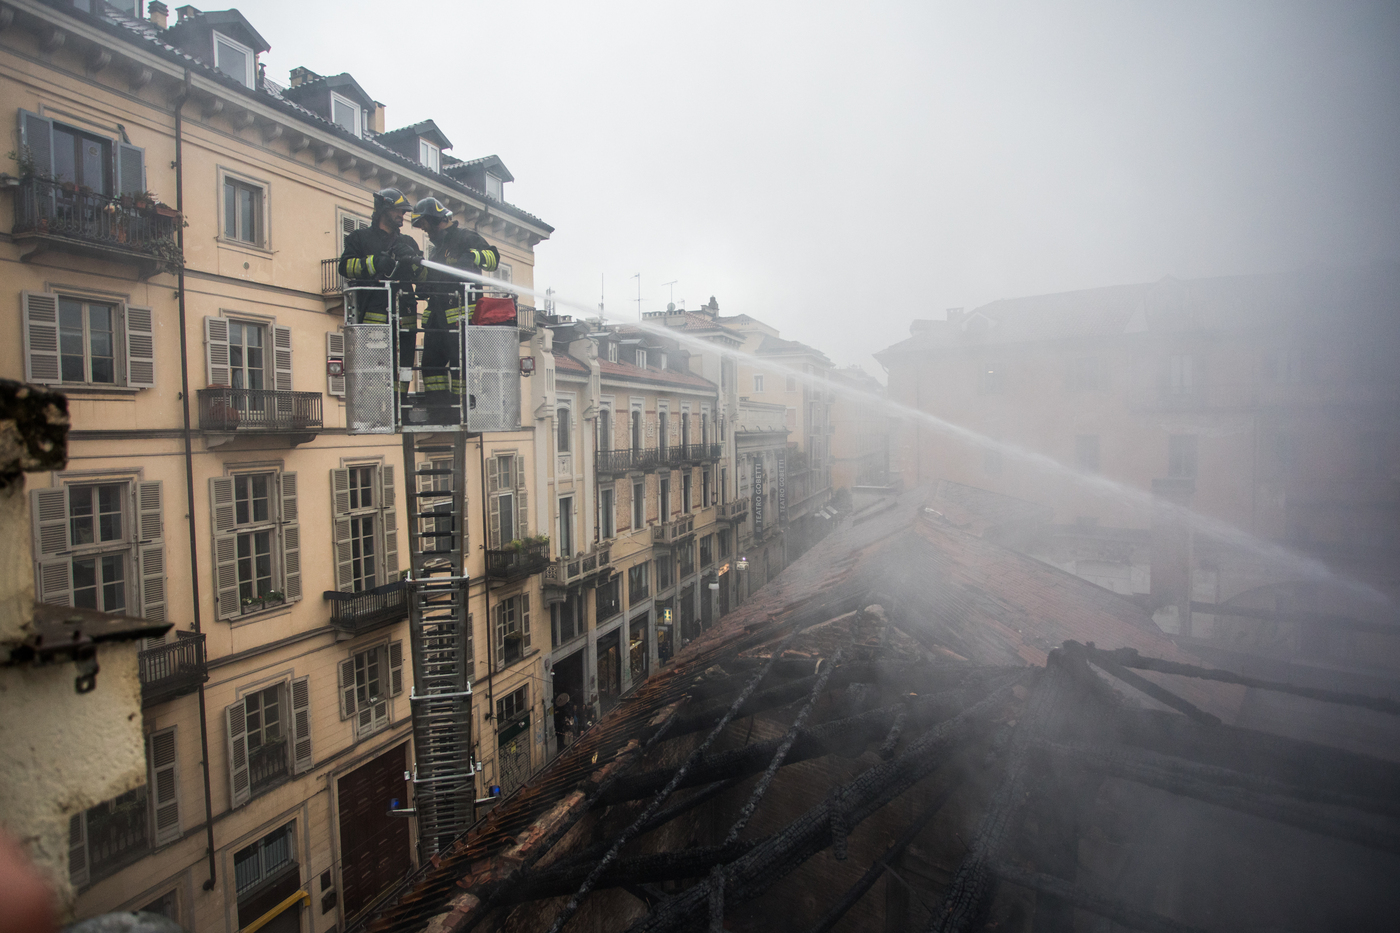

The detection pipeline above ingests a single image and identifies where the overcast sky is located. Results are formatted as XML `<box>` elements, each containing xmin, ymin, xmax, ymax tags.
<box><xmin>235</xmin><ymin>0</ymin><xmax>1400</xmax><ymax>377</ymax></box>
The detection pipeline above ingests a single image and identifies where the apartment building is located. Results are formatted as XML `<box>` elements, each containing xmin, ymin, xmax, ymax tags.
<box><xmin>2</xmin><ymin>3</ymin><xmax>550</xmax><ymax>931</ymax></box>
<box><xmin>829</xmin><ymin>365</ymin><xmax>891</xmax><ymax>494</ymax></box>
<box><xmin>875</xmin><ymin>267</ymin><xmax>1400</xmax><ymax>644</ymax></box>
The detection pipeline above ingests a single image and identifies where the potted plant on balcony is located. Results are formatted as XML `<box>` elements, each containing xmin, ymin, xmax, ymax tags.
<box><xmin>206</xmin><ymin>385</ymin><xmax>240</xmax><ymax>428</ymax></box>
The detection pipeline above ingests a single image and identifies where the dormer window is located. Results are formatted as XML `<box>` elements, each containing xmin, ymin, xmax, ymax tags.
<box><xmin>658</xmin><ymin>352</ymin><xmax>668</xmax><ymax>371</ymax></box>
<box><xmin>607</xmin><ymin>343</ymin><xmax>618</xmax><ymax>363</ymax></box>
<box><xmin>331</xmin><ymin>93</ymin><xmax>362</xmax><ymax>137</ymax></box>
<box><xmin>485</xmin><ymin>173</ymin><xmax>503</xmax><ymax>201</ymax></box>
<box><xmin>214</xmin><ymin>31</ymin><xmax>254</xmax><ymax>87</ymax></box>
<box><xmin>635</xmin><ymin>349</ymin><xmax>647</xmax><ymax>369</ymax></box>
<box><xmin>419</xmin><ymin>140</ymin><xmax>440</xmax><ymax>173</ymax></box>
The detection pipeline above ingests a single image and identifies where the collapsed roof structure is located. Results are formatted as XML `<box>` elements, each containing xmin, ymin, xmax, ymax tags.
<box><xmin>361</xmin><ymin>490</ymin><xmax>1400</xmax><ymax>933</ymax></box>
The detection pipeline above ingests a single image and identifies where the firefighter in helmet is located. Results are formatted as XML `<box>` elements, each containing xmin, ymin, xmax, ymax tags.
<box><xmin>410</xmin><ymin>197</ymin><xmax>501</xmax><ymax>423</ymax></box>
<box><xmin>338</xmin><ymin>187</ymin><xmax>427</xmax><ymax>406</ymax></box>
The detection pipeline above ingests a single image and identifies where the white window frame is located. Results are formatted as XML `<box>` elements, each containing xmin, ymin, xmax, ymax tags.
<box><xmin>213</xmin><ymin>31</ymin><xmax>255</xmax><ymax>87</ymax></box>
<box><xmin>753</xmin><ymin>374</ymin><xmax>764</xmax><ymax>392</ymax></box>
<box><xmin>330</xmin><ymin>92</ymin><xmax>363</xmax><ymax>138</ymax></box>
<box><xmin>338</xmin><ymin>641</ymin><xmax>403</xmax><ymax>738</ymax></box>
<box><xmin>419</xmin><ymin>138</ymin><xmax>440</xmax><ymax>172</ymax></box>
<box><xmin>485</xmin><ymin>172</ymin><xmax>503</xmax><ymax>201</ymax></box>
<box><xmin>218</xmin><ymin>168</ymin><xmax>270</xmax><ymax>250</ymax></box>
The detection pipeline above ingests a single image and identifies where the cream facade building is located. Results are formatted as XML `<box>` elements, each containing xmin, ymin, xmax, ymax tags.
<box><xmin>1</xmin><ymin>2</ymin><xmax>551</xmax><ymax>931</ymax></box>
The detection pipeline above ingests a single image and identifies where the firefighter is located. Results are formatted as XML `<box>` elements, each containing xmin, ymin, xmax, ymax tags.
<box><xmin>339</xmin><ymin>187</ymin><xmax>426</xmax><ymax>407</ymax></box>
<box><xmin>410</xmin><ymin>197</ymin><xmax>501</xmax><ymax>423</ymax></box>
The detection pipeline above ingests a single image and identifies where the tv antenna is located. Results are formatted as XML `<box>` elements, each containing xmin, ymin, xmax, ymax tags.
<box><xmin>631</xmin><ymin>272</ymin><xmax>641</xmax><ymax>321</ymax></box>
<box><xmin>662</xmin><ymin>280</ymin><xmax>678</xmax><ymax>309</ymax></box>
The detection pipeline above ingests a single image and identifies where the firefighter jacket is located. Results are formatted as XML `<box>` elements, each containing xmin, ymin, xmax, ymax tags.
<box><xmin>338</xmin><ymin>224</ymin><xmax>427</xmax><ymax>324</ymax></box>
<box><xmin>422</xmin><ymin>223</ymin><xmax>500</xmax><ymax>326</ymax></box>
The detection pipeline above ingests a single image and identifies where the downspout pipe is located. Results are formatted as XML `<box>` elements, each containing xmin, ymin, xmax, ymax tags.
<box><xmin>172</xmin><ymin>69</ymin><xmax>218</xmax><ymax>893</ymax></box>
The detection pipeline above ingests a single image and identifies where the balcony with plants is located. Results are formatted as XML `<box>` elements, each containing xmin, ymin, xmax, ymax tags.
<box><xmin>10</xmin><ymin>172</ymin><xmax>182</xmax><ymax>277</ymax></box>
<box><xmin>486</xmin><ymin>534</ymin><xmax>551</xmax><ymax>582</ymax></box>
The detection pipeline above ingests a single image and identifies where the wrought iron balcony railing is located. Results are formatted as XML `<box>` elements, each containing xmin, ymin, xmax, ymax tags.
<box><xmin>653</xmin><ymin>516</ymin><xmax>696</xmax><ymax>546</ymax></box>
<box><xmin>680</xmin><ymin>443</ymin><xmax>723</xmax><ymax>462</ymax></box>
<box><xmin>322</xmin><ymin>257</ymin><xmax>344</xmax><ymax>295</ymax></box>
<box><xmin>323</xmin><ymin>581</ymin><xmax>409</xmax><ymax>635</ymax></box>
<box><xmin>12</xmin><ymin>177</ymin><xmax>181</xmax><ymax>274</ymax></box>
<box><xmin>717</xmin><ymin>497</ymin><xmax>751</xmax><ymax>522</ymax></box>
<box><xmin>198</xmin><ymin>388</ymin><xmax>323</xmax><ymax>433</ymax></box>
<box><xmin>249</xmin><ymin>740</ymin><xmax>290</xmax><ymax>797</ymax></box>
<box><xmin>486</xmin><ymin>546</ymin><xmax>551</xmax><ymax>581</ymax></box>
<box><xmin>139</xmin><ymin>631</ymin><xmax>208</xmax><ymax>708</ymax></box>
<box><xmin>596</xmin><ymin>446</ymin><xmax>663</xmax><ymax>474</ymax></box>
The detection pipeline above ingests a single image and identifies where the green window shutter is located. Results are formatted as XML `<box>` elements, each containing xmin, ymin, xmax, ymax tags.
<box><xmin>125</xmin><ymin>305</ymin><xmax>156</xmax><ymax>389</ymax></box>
<box><xmin>388</xmin><ymin>640</ymin><xmax>404</xmax><ymax>697</ymax></box>
<box><xmin>380</xmin><ymin>465</ymin><xmax>398</xmax><ymax>578</ymax></box>
<box><xmin>208</xmin><ymin>477</ymin><xmax>238</xmax><ymax>620</ymax></box>
<box><xmin>331</xmin><ymin>468</ymin><xmax>352</xmax><ymax>592</ymax></box>
<box><xmin>279</xmin><ymin>472</ymin><xmax>301</xmax><ymax>601</ymax></box>
<box><xmin>291</xmin><ymin>676</ymin><xmax>313</xmax><ymax>775</ymax></box>
<box><xmin>148</xmin><ymin>726</ymin><xmax>181</xmax><ymax>845</ymax></box>
<box><xmin>137</xmin><ymin>480</ymin><xmax>166</xmax><ymax>623</ymax></box>
<box><xmin>22</xmin><ymin>292</ymin><xmax>61</xmax><ymax>385</ymax></box>
<box><xmin>204</xmin><ymin>317</ymin><xmax>230</xmax><ymax>387</ymax></box>
<box><xmin>339</xmin><ymin>657</ymin><xmax>356</xmax><ymax>720</ymax></box>
<box><xmin>226</xmin><ymin>701</ymin><xmax>250</xmax><ymax>809</ymax></box>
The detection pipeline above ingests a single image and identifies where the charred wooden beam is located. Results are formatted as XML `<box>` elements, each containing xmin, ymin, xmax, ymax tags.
<box><xmin>1066</xmin><ymin>642</ymin><xmax>1219</xmax><ymax>726</ymax></box>
<box><xmin>807</xmin><ymin>778</ymin><xmax>963</xmax><ymax>933</ymax></box>
<box><xmin>1087</xmin><ymin>644</ymin><xmax>1400</xmax><ymax>717</ymax></box>
<box><xmin>623</xmin><ymin>675</ymin><xmax>1029</xmax><ymax>933</ymax></box>
<box><xmin>992</xmin><ymin>864</ymin><xmax>1212</xmax><ymax>933</ymax></box>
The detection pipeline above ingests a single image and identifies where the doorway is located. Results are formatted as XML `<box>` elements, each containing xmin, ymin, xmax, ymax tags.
<box><xmin>596</xmin><ymin>627</ymin><xmax>622</xmax><ymax>713</ymax></box>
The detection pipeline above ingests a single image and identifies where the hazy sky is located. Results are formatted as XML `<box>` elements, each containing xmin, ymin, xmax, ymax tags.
<box><xmin>234</xmin><ymin>0</ymin><xmax>1400</xmax><ymax>376</ymax></box>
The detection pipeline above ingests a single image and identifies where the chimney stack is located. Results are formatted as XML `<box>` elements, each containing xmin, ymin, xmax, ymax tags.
<box><xmin>1150</xmin><ymin>477</ymin><xmax>1195</xmax><ymax>636</ymax></box>
<box><xmin>175</xmin><ymin>4</ymin><xmax>201</xmax><ymax>23</ymax></box>
<box><xmin>371</xmin><ymin>102</ymin><xmax>387</xmax><ymax>134</ymax></box>
<box><xmin>289</xmin><ymin>66</ymin><xmax>320</xmax><ymax>87</ymax></box>
<box><xmin>147</xmin><ymin>0</ymin><xmax>168</xmax><ymax>28</ymax></box>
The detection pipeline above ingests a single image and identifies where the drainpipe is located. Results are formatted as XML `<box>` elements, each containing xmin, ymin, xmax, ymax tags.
<box><xmin>173</xmin><ymin>69</ymin><xmax>218</xmax><ymax>892</ymax></box>
<box><xmin>478</xmin><ymin>436</ymin><xmax>496</xmax><ymax>789</ymax></box>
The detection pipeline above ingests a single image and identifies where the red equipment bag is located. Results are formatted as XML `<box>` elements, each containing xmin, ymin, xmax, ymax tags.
<box><xmin>473</xmin><ymin>296</ymin><xmax>517</xmax><ymax>326</ymax></box>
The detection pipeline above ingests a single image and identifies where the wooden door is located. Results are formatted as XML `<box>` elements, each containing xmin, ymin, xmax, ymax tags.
<box><xmin>338</xmin><ymin>744</ymin><xmax>410</xmax><ymax>919</ymax></box>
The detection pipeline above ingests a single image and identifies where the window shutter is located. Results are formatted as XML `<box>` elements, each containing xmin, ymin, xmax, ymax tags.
<box><xmin>326</xmin><ymin>330</ymin><xmax>346</xmax><ymax>397</ymax></box>
<box><xmin>226</xmin><ymin>701</ymin><xmax>251</xmax><ymax>809</ymax></box>
<box><xmin>273</xmin><ymin>325</ymin><xmax>293</xmax><ymax>392</ymax></box>
<box><xmin>279</xmin><ymin>472</ymin><xmax>301</xmax><ymax>601</ymax></box>
<box><xmin>68</xmin><ymin>813</ymin><xmax>89</xmax><ymax>888</ymax></box>
<box><xmin>19</xmin><ymin>110</ymin><xmax>55</xmax><ymax>177</ymax></box>
<box><xmin>495</xmin><ymin>603</ymin><xmax>505</xmax><ymax>666</ymax></box>
<box><xmin>148</xmin><ymin>726</ymin><xmax>181</xmax><ymax>845</ymax></box>
<box><xmin>204</xmin><ymin>317</ymin><xmax>230</xmax><ymax>386</ymax></box>
<box><xmin>331</xmin><ymin>469</ymin><xmax>353</xmax><ymax>592</ymax></box>
<box><xmin>338</xmin><ymin>658</ymin><xmax>357</xmax><ymax>720</ymax></box>
<box><xmin>125</xmin><ymin>305</ymin><xmax>156</xmax><ymax>389</ymax></box>
<box><xmin>521</xmin><ymin>594</ymin><xmax>532</xmax><ymax>652</ymax></box>
<box><xmin>389</xmin><ymin>641</ymin><xmax>404</xmax><ymax>697</ymax></box>
<box><xmin>137</xmin><ymin>481</ymin><xmax>166</xmax><ymax>623</ymax></box>
<box><xmin>487</xmin><ymin>457</ymin><xmax>500</xmax><ymax>548</ymax></box>
<box><xmin>515</xmin><ymin>460</ymin><xmax>528</xmax><ymax>540</ymax></box>
<box><xmin>31</xmin><ymin>487</ymin><xmax>70</xmax><ymax>557</ymax></box>
<box><xmin>380</xmin><ymin>465</ymin><xmax>399</xmax><ymax>577</ymax></box>
<box><xmin>22</xmin><ymin>292</ymin><xmax>62</xmax><ymax>384</ymax></box>
<box><xmin>290</xmin><ymin>676</ymin><xmax>313</xmax><ymax>775</ymax></box>
<box><xmin>116</xmin><ymin>142</ymin><xmax>146</xmax><ymax>199</ymax></box>
<box><xmin>209</xmin><ymin>477</ymin><xmax>239</xmax><ymax>620</ymax></box>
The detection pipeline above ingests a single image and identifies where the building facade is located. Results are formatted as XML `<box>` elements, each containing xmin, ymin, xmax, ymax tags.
<box><xmin>2</xmin><ymin>2</ymin><xmax>551</xmax><ymax>930</ymax></box>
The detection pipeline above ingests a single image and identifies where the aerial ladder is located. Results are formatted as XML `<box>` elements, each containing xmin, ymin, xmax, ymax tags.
<box><xmin>342</xmin><ymin>272</ymin><xmax>521</xmax><ymax>860</ymax></box>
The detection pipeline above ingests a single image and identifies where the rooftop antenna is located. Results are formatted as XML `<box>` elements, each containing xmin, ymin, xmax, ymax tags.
<box><xmin>544</xmin><ymin>287</ymin><xmax>556</xmax><ymax>316</ymax></box>
<box><xmin>662</xmin><ymin>280</ymin><xmax>678</xmax><ymax>309</ymax></box>
<box><xmin>598</xmin><ymin>274</ymin><xmax>605</xmax><ymax>324</ymax></box>
<box><xmin>631</xmin><ymin>272</ymin><xmax>641</xmax><ymax>321</ymax></box>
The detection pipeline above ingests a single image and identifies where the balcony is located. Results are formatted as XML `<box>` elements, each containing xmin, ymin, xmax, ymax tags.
<box><xmin>323</xmin><ymin>581</ymin><xmax>409</xmax><ymax>636</ymax></box>
<box><xmin>249</xmin><ymin>740</ymin><xmax>290</xmax><ymax>797</ymax></box>
<box><xmin>11</xmin><ymin>178</ymin><xmax>182</xmax><ymax>277</ymax></box>
<box><xmin>544</xmin><ymin>545</ymin><xmax>613</xmax><ymax>594</ymax></box>
<box><xmin>596</xmin><ymin>447</ymin><xmax>663</xmax><ymax>474</ymax></box>
<box><xmin>653</xmin><ymin>516</ymin><xmax>696</xmax><ymax>547</ymax></box>
<box><xmin>322</xmin><ymin>257</ymin><xmax>344</xmax><ymax>295</ymax></box>
<box><xmin>485</xmin><ymin>546</ymin><xmax>551</xmax><ymax>582</ymax></box>
<box><xmin>198</xmin><ymin>388</ymin><xmax>323</xmax><ymax>438</ymax></box>
<box><xmin>717</xmin><ymin>497</ymin><xmax>751</xmax><ymax>523</ymax></box>
<box><xmin>139</xmin><ymin>631</ymin><xmax>208</xmax><ymax>708</ymax></box>
<box><xmin>680</xmin><ymin>443</ymin><xmax>723</xmax><ymax>463</ymax></box>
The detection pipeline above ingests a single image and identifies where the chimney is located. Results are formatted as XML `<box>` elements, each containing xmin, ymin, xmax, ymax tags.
<box><xmin>289</xmin><ymin>66</ymin><xmax>320</xmax><ymax>87</ymax></box>
<box><xmin>1150</xmin><ymin>477</ymin><xmax>1195</xmax><ymax>636</ymax></box>
<box><xmin>945</xmin><ymin>307</ymin><xmax>965</xmax><ymax>323</ymax></box>
<box><xmin>147</xmin><ymin>0</ymin><xmax>168</xmax><ymax>28</ymax></box>
<box><xmin>175</xmin><ymin>4</ymin><xmax>201</xmax><ymax>23</ymax></box>
<box><xmin>371</xmin><ymin>102</ymin><xmax>387</xmax><ymax>134</ymax></box>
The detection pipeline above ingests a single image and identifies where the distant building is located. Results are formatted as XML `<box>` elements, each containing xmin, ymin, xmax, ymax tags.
<box><xmin>829</xmin><ymin>365</ymin><xmax>891</xmax><ymax>494</ymax></box>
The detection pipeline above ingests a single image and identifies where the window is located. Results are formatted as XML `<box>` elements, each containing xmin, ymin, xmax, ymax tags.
<box><xmin>656</xmin><ymin>554</ymin><xmax>673</xmax><ymax>591</ymax></box>
<box><xmin>596</xmin><ymin>576</ymin><xmax>621</xmax><ymax>622</ymax></box>
<box><xmin>234</xmin><ymin>824</ymin><xmax>296</xmax><ymax>900</ymax></box>
<box><xmin>629</xmin><ymin>562</ymin><xmax>650</xmax><ymax>606</ymax></box>
<box><xmin>485</xmin><ymin>173</ymin><xmax>504</xmax><ymax>201</ymax></box>
<box><xmin>67</xmin><ymin>788</ymin><xmax>148</xmax><ymax>888</ymax></box>
<box><xmin>214</xmin><ymin>31</ymin><xmax>255</xmax><ymax>87</ymax></box>
<box><xmin>608</xmin><ymin>343</ymin><xmax>618</xmax><ymax>363</ymax></box>
<box><xmin>786</xmin><ymin>375</ymin><xmax>797</xmax><ymax>392</ymax></box>
<box><xmin>659</xmin><ymin>476</ymin><xmax>670</xmax><ymax>519</ymax></box>
<box><xmin>718</xmin><ymin>529</ymin><xmax>731</xmax><ymax>559</ymax></box>
<box><xmin>678</xmin><ymin>540</ymin><xmax>695</xmax><ymax>578</ymax></box>
<box><xmin>658</xmin><ymin>412</ymin><xmax>669</xmax><ymax>455</ymax></box>
<box><xmin>210</xmin><ymin>471</ymin><xmax>301</xmax><ymax>619</ymax></box>
<box><xmin>31</xmin><ymin>479</ymin><xmax>165</xmax><ymax>621</ymax></box>
<box><xmin>1168</xmin><ymin>355</ymin><xmax>1194</xmax><ymax>395</ymax></box>
<box><xmin>558</xmin><ymin>496</ymin><xmax>574</xmax><ymax>558</ymax></box>
<box><xmin>682</xmin><ymin>471</ymin><xmax>692</xmax><ymax>513</ymax></box>
<box><xmin>19</xmin><ymin>111</ymin><xmax>145</xmax><ymax>199</ymax></box>
<box><xmin>700</xmin><ymin>534</ymin><xmax>714</xmax><ymax>568</ymax></box>
<box><xmin>600</xmin><ymin>486</ymin><xmax>616</xmax><ymax>539</ymax></box>
<box><xmin>659</xmin><ymin>352</ymin><xmax>668</xmax><ymax>371</ymax></box>
<box><xmin>338</xmin><ymin>642</ymin><xmax>403</xmax><ymax>738</ymax></box>
<box><xmin>488</xmin><ymin>454</ymin><xmax>528</xmax><ymax>547</ymax></box>
<box><xmin>495</xmin><ymin>594</ymin><xmax>532</xmax><ymax>665</ymax></box>
<box><xmin>52</xmin><ymin>124</ymin><xmax>112</xmax><ymax>194</ymax></box>
<box><xmin>552</xmin><ymin>590</ymin><xmax>585</xmax><ymax>647</ymax></box>
<box><xmin>635</xmin><ymin>349</ymin><xmax>648</xmax><ymax>369</ymax></box>
<box><xmin>599</xmin><ymin>408</ymin><xmax>612</xmax><ymax>451</ymax></box>
<box><xmin>1168</xmin><ymin>435</ymin><xmax>1198</xmax><ymax>478</ymax></box>
<box><xmin>228</xmin><ymin>320</ymin><xmax>265</xmax><ymax>390</ymax></box>
<box><xmin>632</xmin><ymin>480</ymin><xmax>645</xmax><ymax>529</ymax></box>
<box><xmin>333</xmin><ymin>464</ymin><xmax>398</xmax><ymax>593</ymax></box>
<box><xmin>419</xmin><ymin>139</ymin><xmax>441</xmax><ymax>172</ymax></box>
<box><xmin>23</xmin><ymin>292</ymin><xmax>154</xmax><ymax>389</ymax></box>
<box><xmin>497</xmin><ymin>685</ymin><xmax>529</xmax><ymax>725</ymax></box>
<box><xmin>631</xmin><ymin>410</ymin><xmax>643</xmax><ymax>451</ymax></box>
<box><xmin>557</xmin><ymin>406</ymin><xmax>572</xmax><ymax>454</ymax></box>
<box><xmin>330</xmin><ymin>92</ymin><xmax>362</xmax><ymax>137</ymax></box>
<box><xmin>223</xmin><ymin>177</ymin><xmax>264</xmax><ymax>245</ymax></box>
<box><xmin>753</xmin><ymin>374</ymin><xmax>765</xmax><ymax>392</ymax></box>
<box><xmin>1075</xmin><ymin>435</ymin><xmax>1100</xmax><ymax>473</ymax></box>
<box><xmin>226</xmin><ymin>679</ymin><xmax>310</xmax><ymax>808</ymax></box>
<box><xmin>702</xmin><ymin>469</ymin><xmax>711</xmax><ymax>507</ymax></box>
